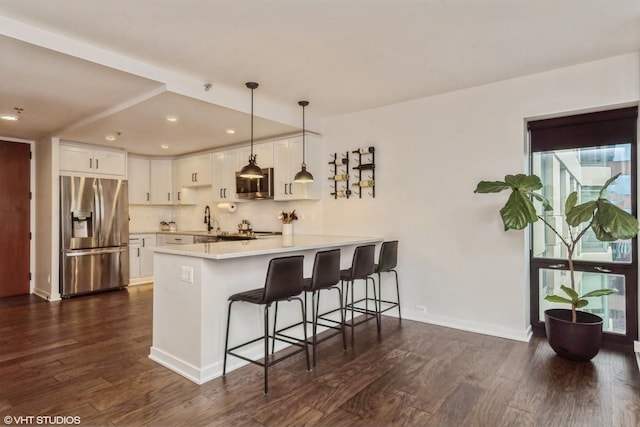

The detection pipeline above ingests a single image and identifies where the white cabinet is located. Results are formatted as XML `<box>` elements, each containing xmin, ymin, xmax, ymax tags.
<box><xmin>172</xmin><ymin>159</ymin><xmax>197</xmax><ymax>205</ymax></box>
<box><xmin>127</xmin><ymin>157</ymin><xmax>173</xmax><ymax>205</ymax></box>
<box><xmin>237</xmin><ymin>141</ymin><xmax>274</xmax><ymax>169</ymax></box>
<box><xmin>273</xmin><ymin>136</ymin><xmax>320</xmax><ymax>200</ymax></box>
<box><xmin>129</xmin><ymin>234</ymin><xmax>156</xmax><ymax>283</ymax></box>
<box><xmin>181</xmin><ymin>153</ymin><xmax>212</xmax><ymax>187</ymax></box>
<box><xmin>150</xmin><ymin>159</ymin><xmax>173</xmax><ymax>204</ymax></box>
<box><xmin>212</xmin><ymin>149</ymin><xmax>240</xmax><ymax>201</ymax></box>
<box><xmin>128</xmin><ymin>157</ymin><xmax>151</xmax><ymax>204</ymax></box>
<box><xmin>60</xmin><ymin>143</ymin><xmax>126</xmax><ymax>177</ymax></box>
<box><xmin>157</xmin><ymin>234</ymin><xmax>194</xmax><ymax>245</ymax></box>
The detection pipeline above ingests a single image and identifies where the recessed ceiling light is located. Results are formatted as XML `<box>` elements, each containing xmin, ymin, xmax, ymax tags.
<box><xmin>0</xmin><ymin>114</ymin><xmax>18</xmax><ymax>121</ymax></box>
<box><xmin>161</xmin><ymin>144</ymin><xmax>170</xmax><ymax>149</ymax></box>
<box><xmin>226</xmin><ymin>129</ymin><xmax>235</xmax><ymax>134</ymax></box>
<box><xmin>1</xmin><ymin>107</ymin><xmax>23</xmax><ymax>121</ymax></box>
<box><xmin>166</xmin><ymin>115</ymin><xmax>178</xmax><ymax>123</ymax></box>
<box><xmin>105</xmin><ymin>132</ymin><xmax>121</xmax><ymax>142</ymax></box>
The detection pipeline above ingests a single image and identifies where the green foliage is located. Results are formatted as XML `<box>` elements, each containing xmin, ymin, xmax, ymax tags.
<box><xmin>475</xmin><ymin>172</ymin><xmax>638</xmax><ymax>318</ymax></box>
<box><xmin>544</xmin><ymin>285</ymin><xmax>616</xmax><ymax>310</ymax></box>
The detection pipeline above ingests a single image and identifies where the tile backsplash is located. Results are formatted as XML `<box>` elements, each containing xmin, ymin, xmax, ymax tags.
<box><xmin>129</xmin><ymin>187</ymin><xmax>322</xmax><ymax>235</ymax></box>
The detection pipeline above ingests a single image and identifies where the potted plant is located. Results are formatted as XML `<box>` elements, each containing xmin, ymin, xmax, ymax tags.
<box><xmin>474</xmin><ymin>173</ymin><xmax>638</xmax><ymax>360</ymax></box>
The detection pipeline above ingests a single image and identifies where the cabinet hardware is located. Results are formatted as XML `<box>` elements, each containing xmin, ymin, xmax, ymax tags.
<box><xmin>96</xmin><ymin>159</ymin><xmax>99</xmax><ymax>169</ymax></box>
<box><xmin>168</xmin><ymin>192</ymin><xmax>170</xmax><ymax>201</ymax></box>
<box><xmin>146</xmin><ymin>192</ymin><xmax>150</xmax><ymax>201</ymax></box>
<box><xmin>178</xmin><ymin>191</ymin><xmax>181</xmax><ymax>201</ymax></box>
<box><xmin>548</xmin><ymin>263</ymin><xmax>565</xmax><ymax>269</ymax></box>
<box><xmin>137</xmin><ymin>248</ymin><xmax>140</xmax><ymax>257</ymax></box>
<box><xmin>594</xmin><ymin>266</ymin><xmax>612</xmax><ymax>273</ymax></box>
<box><xmin>223</xmin><ymin>188</ymin><xmax>227</xmax><ymax>198</ymax></box>
<box><xmin>89</xmin><ymin>158</ymin><xmax>92</xmax><ymax>169</ymax></box>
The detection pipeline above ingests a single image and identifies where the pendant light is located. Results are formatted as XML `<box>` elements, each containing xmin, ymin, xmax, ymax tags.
<box><xmin>293</xmin><ymin>100</ymin><xmax>314</xmax><ymax>183</ymax></box>
<box><xmin>239</xmin><ymin>82</ymin><xmax>263</xmax><ymax>179</ymax></box>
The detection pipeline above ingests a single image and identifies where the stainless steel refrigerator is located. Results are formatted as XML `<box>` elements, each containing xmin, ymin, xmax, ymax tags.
<box><xmin>60</xmin><ymin>176</ymin><xmax>129</xmax><ymax>297</ymax></box>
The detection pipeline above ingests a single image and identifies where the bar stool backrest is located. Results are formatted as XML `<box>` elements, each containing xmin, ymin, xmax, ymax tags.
<box><xmin>349</xmin><ymin>244</ymin><xmax>375</xmax><ymax>279</ymax></box>
<box><xmin>263</xmin><ymin>255</ymin><xmax>304</xmax><ymax>303</ymax></box>
<box><xmin>378</xmin><ymin>240</ymin><xmax>398</xmax><ymax>272</ymax></box>
<box><xmin>309</xmin><ymin>249</ymin><xmax>341</xmax><ymax>291</ymax></box>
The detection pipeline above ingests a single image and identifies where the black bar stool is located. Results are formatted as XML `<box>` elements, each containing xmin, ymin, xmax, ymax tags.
<box><xmin>341</xmin><ymin>244</ymin><xmax>377</xmax><ymax>347</ymax></box>
<box><xmin>275</xmin><ymin>249</ymin><xmax>346</xmax><ymax>368</ymax></box>
<box><xmin>222</xmin><ymin>255</ymin><xmax>310</xmax><ymax>395</ymax></box>
<box><xmin>375</xmin><ymin>240</ymin><xmax>401</xmax><ymax>327</ymax></box>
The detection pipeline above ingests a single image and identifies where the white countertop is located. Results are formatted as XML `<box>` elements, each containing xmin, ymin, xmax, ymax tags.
<box><xmin>152</xmin><ymin>234</ymin><xmax>383</xmax><ymax>260</ymax></box>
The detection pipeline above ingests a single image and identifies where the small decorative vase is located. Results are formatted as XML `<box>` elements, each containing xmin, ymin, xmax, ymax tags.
<box><xmin>282</xmin><ymin>223</ymin><xmax>293</xmax><ymax>235</ymax></box>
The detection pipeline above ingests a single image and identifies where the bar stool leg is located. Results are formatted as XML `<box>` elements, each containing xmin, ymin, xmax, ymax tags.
<box><xmin>369</xmin><ymin>276</ymin><xmax>380</xmax><ymax>333</ymax></box>
<box><xmin>393</xmin><ymin>270</ymin><xmax>402</xmax><ymax>322</ymax></box>
<box><xmin>223</xmin><ymin>300</ymin><xmax>234</xmax><ymax>376</ymax></box>
<box><xmin>264</xmin><ymin>305</ymin><xmax>270</xmax><ymax>395</ymax></box>
<box><xmin>335</xmin><ymin>286</ymin><xmax>347</xmax><ymax>350</ymax></box>
<box><xmin>298</xmin><ymin>297</ymin><xmax>311</xmax><ymax>372</ymax></box>
<box><xmin>271</xmin><ymin>301</ymin><xmax>279</xmax><ymax>354</ymax></box>
<box><xmin>350</xmin><ymin>280</ymin><xmax>355</xmax><ymax>347</ymax></box>
<box><xmin>311</xmin><ymin>291</ymin><xmax>318</xmax><ymax>367</ymax></box>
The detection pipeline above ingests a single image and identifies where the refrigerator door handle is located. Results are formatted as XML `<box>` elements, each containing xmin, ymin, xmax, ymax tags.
<box><xmin>64</xmin><ymin>247</ymin><xmax>128</xmax><ymax>257</ymax></box>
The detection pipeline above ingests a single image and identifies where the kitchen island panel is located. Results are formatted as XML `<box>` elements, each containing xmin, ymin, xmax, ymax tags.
<box><xmin>149</xmin><ymin>236</ymin><xmax>382</xmax><ymax>384</ymax></box>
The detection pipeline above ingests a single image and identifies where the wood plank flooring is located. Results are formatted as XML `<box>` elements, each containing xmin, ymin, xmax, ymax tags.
<box><xmin>1</xmin><ymin>284</ymin><xmax>639</xmax><ymax>426</ymax></box>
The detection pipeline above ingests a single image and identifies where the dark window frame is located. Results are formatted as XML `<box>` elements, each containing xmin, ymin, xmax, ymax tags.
<box><xmin>528</xmin><ymin>106</ymin><xmax>638</xmax><ymax>351</ymax></box>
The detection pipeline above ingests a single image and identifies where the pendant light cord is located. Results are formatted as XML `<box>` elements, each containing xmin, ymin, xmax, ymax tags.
<box><xmin>250</xmin><ymin>85</ymin><xmax>254</xmax><ymax>159</ymax></box>
<box><xmin>302</xmin><ymin>102</ymin><xmax>306</xmax><ymax>166</ymax></box>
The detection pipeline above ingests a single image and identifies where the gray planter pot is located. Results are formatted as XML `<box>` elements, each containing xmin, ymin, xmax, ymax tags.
<box><xmin>544</xmin><ymin>308</ymin><xmax>604</xmax><ymax>361</ymax></box>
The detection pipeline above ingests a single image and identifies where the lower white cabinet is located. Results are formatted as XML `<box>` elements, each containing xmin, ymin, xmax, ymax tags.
<box><xmin>129</xmin><ymin>234</ymin><xmax>156</xmax><ymax>283</ymax></box>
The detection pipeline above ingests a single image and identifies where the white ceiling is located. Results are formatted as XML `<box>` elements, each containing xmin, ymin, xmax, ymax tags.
<box><xmin>1</xmin><ymin>0</ymin><xmax>639</xmax><ymax>155</ymax></box>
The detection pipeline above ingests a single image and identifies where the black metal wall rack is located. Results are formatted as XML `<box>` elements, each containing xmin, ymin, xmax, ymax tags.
<box><xmin>351</xmin><ymin>146</ymin><xmax>375</xmax><ymax>198</ymax></box>
<box><xmin>328</xmin><ymin>152</ymin><xmax>351</xmax><ymax>198</ymax></box>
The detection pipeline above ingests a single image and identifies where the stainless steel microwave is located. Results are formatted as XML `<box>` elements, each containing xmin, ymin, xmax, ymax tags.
<box><xmin>235</xmin><ymin>168</ymin><xmax>274</xmax><ymax>199</ymax></box>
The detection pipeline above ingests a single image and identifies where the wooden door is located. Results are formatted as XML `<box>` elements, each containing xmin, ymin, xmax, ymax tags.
<box><xmin>0</xmin><ymin>141</ymin><xmax>30</xmax><ymax>296</ymax></box>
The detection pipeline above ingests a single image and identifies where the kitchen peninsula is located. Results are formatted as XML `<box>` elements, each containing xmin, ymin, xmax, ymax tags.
<box><xmin>149</xmin><ymin>234</ymin><xmax>383</xmax><ymax>384</ymax></box>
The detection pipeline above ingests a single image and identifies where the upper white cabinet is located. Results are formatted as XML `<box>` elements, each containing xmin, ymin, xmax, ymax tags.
<box><xmin>212</xmin><ymin>149</ymin><xmax>240</xmax><ymax>201</ymax></box>
<box><xmin>237</xmin><ymin>141</ymin><xmax>274</xmax><ymax>169</ymax></box>
<box><xmin>273</xmin><ymin>136</ymin><xmax>320</xmax><ymax>200</ymax></box>
<box><xmin>172</xmin><ymin>159</ymin><xmax>197</xmax><ymax>205</ymax></box>
<box><xmin>128</xmin><ymin>157</ymin><xmax>151</xmax><ymax>204</ymax></box>
<box><xmin>127</xmin><ymin>157</ymin><xmax>173</xmax><ymax>205</ymax></box>
<box><xmin>60</xmin><ymin>143</ymin><xmax>126</xmax><ymax>177</ymax></box>
<box><xmin>150</xmin><ymin>159</ymin><xmax>173</xmax><ymax>204</ymax></box>
<box><xmin>181</xmin><ymin>153</ymin><xmax>212</xmax><ymax>187</ymax></box>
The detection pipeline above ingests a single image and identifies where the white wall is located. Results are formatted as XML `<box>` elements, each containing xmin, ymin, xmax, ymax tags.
<box><xmin>321</xmin><ymin>53</ymin><xmax>640</xmax><ymax>341</ymax></box>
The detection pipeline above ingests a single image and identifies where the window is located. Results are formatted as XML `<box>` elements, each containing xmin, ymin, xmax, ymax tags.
<box><xmin>528</xmin><ymin>107</ymin><xmax>638</xmax><ymax>348</ymax></box>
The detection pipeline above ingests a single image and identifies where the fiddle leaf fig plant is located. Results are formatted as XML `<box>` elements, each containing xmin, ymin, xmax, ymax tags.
<box><xmin>474</xmin><ymin>172</ymin><xmax>639</xmax><ymax>323</ymax></box>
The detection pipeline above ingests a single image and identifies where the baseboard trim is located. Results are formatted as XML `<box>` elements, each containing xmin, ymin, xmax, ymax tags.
<box><xmin>399</xmin><ymin>309</ymin><xmax>532</xmax><ymax>343</ymax></box>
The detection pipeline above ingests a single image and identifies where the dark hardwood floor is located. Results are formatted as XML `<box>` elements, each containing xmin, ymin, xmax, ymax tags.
<box><xmin>1</xmin><ymin>284</ymin><xmax>639</xmax><ymax>426</ymax></box>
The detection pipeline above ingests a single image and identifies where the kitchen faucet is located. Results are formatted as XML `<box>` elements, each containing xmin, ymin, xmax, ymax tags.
<box><xmin>204</xmin><ymin>205</ymin><xmax>213</xmax><ymax>232</ymax></box>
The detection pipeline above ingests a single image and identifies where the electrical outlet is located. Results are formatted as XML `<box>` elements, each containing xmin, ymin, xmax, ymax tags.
<box><xmin>180</xmin><ymin>266</ymin><xmax>194</xmax><ymax>283</ymax></box>
<box><xmin>416</xmin><ymin>305</ymin><xmax>427</xmax><ymax>314</ymax></box>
